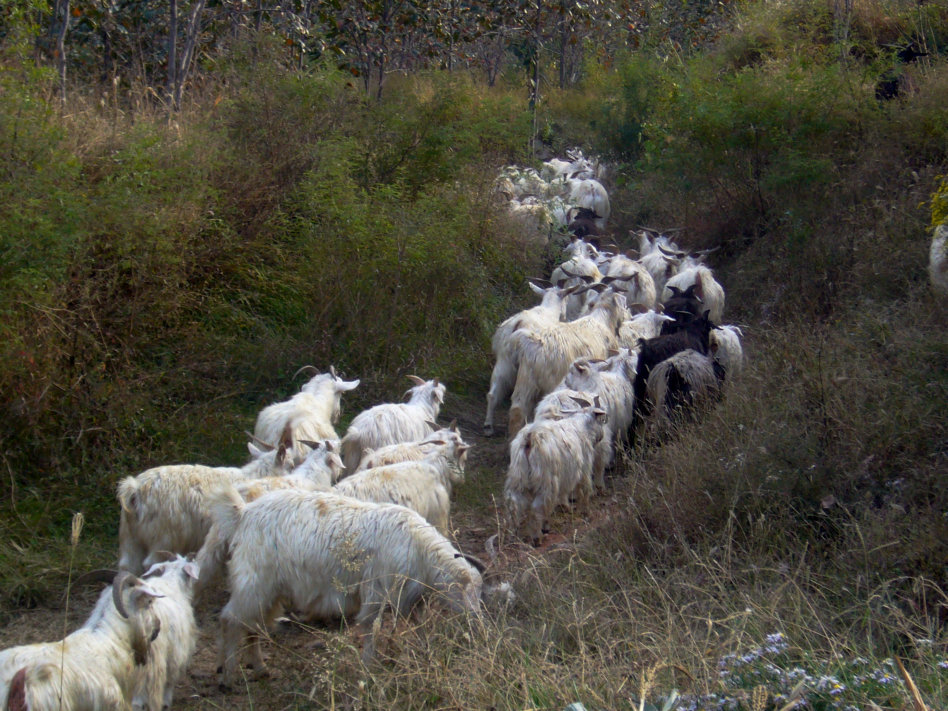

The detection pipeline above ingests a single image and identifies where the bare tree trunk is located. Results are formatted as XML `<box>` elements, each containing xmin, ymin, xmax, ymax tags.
<box><xmin>54</xmin><ymin>0</ymin><xmax>70</xmax><ymax>108</ymax></box>
<box><xmin>559</xmin><ymin>1</ymin><xmax>567</xmax><ymax>90</ymax></box>
<box><xmin>174</xmin><ymin>0</ymin><xmax>206</xmax><ymax>109</ymax></box>
<box><xmin>167</xmin><ymin>0</ymin><xmax>178</xmax><ymax>112</ymax></box>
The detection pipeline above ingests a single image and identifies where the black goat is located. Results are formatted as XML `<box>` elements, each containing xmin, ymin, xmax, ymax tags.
<box><xmin>633</xmin><ymin>311</ymin><xmax>715</xmax><ymax>425</ymax></box>
<box><xmin>659</xmin><ymin>284</ymin><xmax>705</xmax><ymax>335</ymax></box>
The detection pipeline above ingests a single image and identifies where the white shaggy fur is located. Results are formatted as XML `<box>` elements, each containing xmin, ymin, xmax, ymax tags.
<box><xmin>618</xmin><ymin>308</ymin><xmax>676</xmax><ymax>350</ymax></box>
<box><xmin>507</xmin><ymin>289</ymin><xmax>628</xmax><ymax>437</ymax></box>
<box><xmin>117</xmin><ymin>446</ymin><xmax>293</xmax><ymax>573</ymax></box>
<box><xmin>562</xmin><ymin>350</ymin><xmax>638</xmax><ymax>461</ymax></box>
<box><xmin>504</xmin><ymin>402</ymin><xmax>607</xmax><ymax>545</ymax></box>
<box><xmin>709</xmin><ymin>325</ymin><xmax>745</xmax><ymax>378</ymax></box>
<box><xmin>339</xmin><ymin>377</ymin><xmax>446</xmax><ymax>475</ymax></box>
<box><xmin>601</xmin><ymin>253</ymin><xmax>657</xmax><ymax>310</ymax></box>
<box><xmin>484</xmin><ymin>282</ymin><xmax>571</xmax><ymax>436</ymax></box>
<box><xmin>133</xmin><ymin>555</ymin><xmax>200</xmax><ymax>711</ymax></box>
<box><xmin>0</xmin><ymin>573</ymin><xmax>162</xmax><ymax>711</ymax></box>
<box><xmin>209</xmin><ymin>489</ymin><xmax>482</xmax><ymax>680</ymax></box>
<box><xmin>565</xmin><ymin>178</ymin><xmax>610</xmax><ymax>230</ymax></box>
<box><xmin>355</xmin><ymin>423</ymin><xmax>466</xmax><ymax>472</ymax></box>
<box><xmin>254</xmin><ymin>367</ymin><xmax>360</xmax><ymax>464</ymax></box>
<box><xmin>334</xmin><ymin>434</ymin><xmax>469</xmax><ymax>534</ymax></box>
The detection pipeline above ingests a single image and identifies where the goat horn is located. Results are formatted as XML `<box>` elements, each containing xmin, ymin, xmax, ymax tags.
<box><xmin>245</xmin><ymin>431</ymin><xmax>275</xmax><ymax>452</ymax></box>
<box><xmin>407</xmin><ymin>375</ymin><xmax>426</xmax><ymax>386</ymax></box>
<box><xmin>658</xmin><ymin>244</ymin><xmax>685</xmax><ymax>259</ymax></box>
<box><xmin>485</xmin><ymin>534</ymin><xmax>499</xmax><ymax>562</ymax></box>
<box><xmin>330</xmin><ymin>365</ymin><xmax>337</xmax><ymax>378</ymax></box>
<box><xmin>112</xmin><ymin>570</ymin><xmax>137</xmax><ymax>619</ymax></box>
<box><xmin>298</xmin><ymin>439</ymin><xmax>321</xmax><ymax>450</ymax></box>
<box><xmin>457</xmin><ymin>552</ymin><xmax>488</xmax><ymax>573</ymax></box>
<box><xmin>293</xmin><ymin>365</ymin><xmax>319</xmax><ymax>380</ymax></box>
<box><xmin>72</xmin><ymin>569</ymin><xmax>119</xmax><ymax>589</ymax></box>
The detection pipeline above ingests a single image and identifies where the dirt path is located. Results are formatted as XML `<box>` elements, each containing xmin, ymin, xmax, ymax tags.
<box><xmin>0</xmin><ymin>396</ymin><xmax>617</xmax><ymax>709</ymax></box>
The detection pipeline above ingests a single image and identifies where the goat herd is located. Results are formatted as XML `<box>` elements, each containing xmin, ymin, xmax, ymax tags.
<box><xmin>0</xmin><ymin>151</ymin><xmax>745</xmax><ymax>711</ymax></box>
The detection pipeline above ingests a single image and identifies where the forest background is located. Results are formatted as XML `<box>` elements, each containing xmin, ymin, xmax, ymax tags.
<box><xmin>0</xmin><ymin>0</ymin><xmax>946</xmax><ymax>708</ymax></box>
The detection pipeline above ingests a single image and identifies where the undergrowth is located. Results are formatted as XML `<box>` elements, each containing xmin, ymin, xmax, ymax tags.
<box><xmin>0</xmin><ymin>1</ymin><xmax>946</xmax><ymax>709</ymax></box>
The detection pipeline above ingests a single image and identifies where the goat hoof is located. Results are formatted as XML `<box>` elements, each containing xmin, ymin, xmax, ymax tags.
<box><xmin>483</xmin><ymin>425</ymin><xmax>494</xmax><ymax>437</ymax></box>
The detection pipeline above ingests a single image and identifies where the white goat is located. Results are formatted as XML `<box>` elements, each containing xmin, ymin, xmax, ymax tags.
<box><xmin>566</xmin><ymin>178</ymin><xmax>610</xmax><ymax>230</ymax></box>
<box><xmin>931</xmin><ymin>223</ymin><xmax>948</xmax><ymax>295</ymax></box>
<box><xmin>132</xmin><ymin>555</ymin><xmax>200</xmax><ymax>711</ymax></box>
<box><xmin>209</xmin><ymin>489</ymin><xmax>483</xmax><ymax>680</ymax></box>
<box><xmin>618</xmin><ymin>307</ymin><xmax>676</xmax><ymax>350</ymax></box>
<box><xmin>505</xmin><ymin>399</ymin><xmax>607</xmax><ymax>545</ymax></box>
<box><xmin>117</xmin><ymin>440</ymin><xmax>294</xmax><ymax>573</ymax></box>
<box><xmin>550</xmin><ymin>238</ymin><xmax>603</xmax><ymax>320</ymax></box>
<box><xmin>334</xmin><ymin>434</ymin><xmax>469</xmax><ymax>534</ymax></box>
<box><xmin>253</xmin><ymin>366</ymin><xmax>360</xmax><ymax>464</ymax></box>
<box><xmin>601</xmin><ymin>253</ymin><xmax>657</xmax><ymax>310</ymax></box>
<box><xmin>533</xmin><ymin>388</ymin><xmax>611</xmax><ymax>487</ymax></box>
<box><xmin>355</xmin><ymin>422</ymin><xmax>466</xmax><ymax>472</ymax></box>
<box><xmin>339</xmin><ymin>376</ymin><xmax>446</xmax><ymax>475</ymax></box>
<box><xmin>0</xmin><ymin>572</ymin><xmax>162</xmax><ymax>711</ymax></box>
<box><xmin>562</xmin><ymin>351</ymin><xmax>638</xmax><ymax>459</ymax></box>
<box><xmin>484</xmin><ymin>281</ymin><xmax>572</xmax><ymax>436</ymax></box>
<box><xmin>709</xmin><ymin>325</ymin><xmax>745</xmax><ymax>378</ymax></box>
<box><xmin>507</xmin><ymin>289</ymin><xmax>628</xmax><ymax>436</ymax></box>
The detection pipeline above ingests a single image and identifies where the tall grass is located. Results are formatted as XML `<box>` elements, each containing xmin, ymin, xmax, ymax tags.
<box><xmin>0</xmin><ymin>2</ymin><xmax>946</xmax><ymax>708</ymax></box>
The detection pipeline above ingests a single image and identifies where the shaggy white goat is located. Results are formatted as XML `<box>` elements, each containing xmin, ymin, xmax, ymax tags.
<box><xmin>507</xmin><ymin>289</ymin><xmax>628</xmax><ymax>436</ymax></box>
<box><xmin>709</xmin><ymin>324</ymin><xmax>745</xmax><ymax>378</ymax></box>
<box><xmin>334</xmin><ymin>433</ymin><xmax>469</xmax><ymax>534</ymax></box>
<box><xmin>355</xmin><ymin>422</ymin><xmax>466</xmax><ymax>472</ymax></box>
<box><xmin>209</xmin><ymin>489</ymin><xmax>483</xmax><ymax>680</ymax></box>
<box><xmin>562</xmin><ymin>351</ymin><xmax>638</xmax><ymax>461</ymax></box>
<box><xmin>484</xmin><ymin>281</ymin><xmax>572</xmax><ymax>436</ymax></box>
<box><xmin>505</xmin><ymin>398</ymin><xmax>607</xmax><ymax>545</ymax></box>
<box><xmin>339</xmin><ymin>376</ymin><xmax>446</xmax><ymax>475</ymax></box>
<box><xmin>132</xmin><ymin>555</ymin><xmax>200</xmax><ymax>711</ymax></box>
<box><xmin>193</xmin><ymin>440</ymin><xmax>343</xmax><ymax>596</ymax></box>
<box><xmin>566</xmin><ymin>178</ymin><xmax>610</xmax><ymax>230</ymax></box>
<box><xmin>117</xmin><ymin>439</ymin><xmax>294</xmax><ymax>573</ymax></box>
<box><xmin>253</xmin><ymin>366</ymin><xmax>359</xmax><ymax>464</ymax></box>
<box><xmin>0</xmin><ymin>572</ymin><xmax>162</xmax><ymax>711</ymax></box>
<box><xmin>617</xmin><ymin>307</ymin><xmax>676</xmax><ymax>350</ymax></box>
<box><xmin>601</xmin><ymin>253</ymin><xmax>657</xmax><ymax>310</ymax></box>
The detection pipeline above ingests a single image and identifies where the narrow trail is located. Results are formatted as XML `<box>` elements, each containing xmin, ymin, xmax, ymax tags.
<box><xmin>0</xmin><ymin>394</ymin><xmax>629</xmax><ymax>709</ymax></box>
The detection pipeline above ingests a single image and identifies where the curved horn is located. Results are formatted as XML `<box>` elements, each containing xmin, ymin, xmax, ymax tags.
<box><xmin>485</xmin><ymin>534</ymin><xmax>499</xmax><ymax>562</ymax></box>
<box><xmin>293</xmin><ymin>365</ymin><xmax>319</xmax><ymax>380</ymax></box>
<box><xmin>407</xmin><ymin>375</ymin><xmax>426</xmax><ymax>386</ymax></box>
<box><xmin>658</xmin><ymin>244</ymin><xmax>685</xmax><ymax>259</ymax></box>
<box><xmin>298</xmin><ymin>439</ymin><xmax>321</xmax><ymax>450</ymax></box>
<box><xmin>457</xmin><ymin>552</ymin><xmax>488</xmax><ymax>573</ymax></box>
<box><xmin>112</xmin><ymin>570</ymin><xmax>136</xmax><ymax>619</ymax></box>
<box><xmin>245</xmin><ymin>431</ymin><xmax>275</xmax><ymax>452</ymax></box>
<box><xmin>72</xmin><ymin>569</ymin><xmax>119</xmax><ymax>589</ymax></box>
